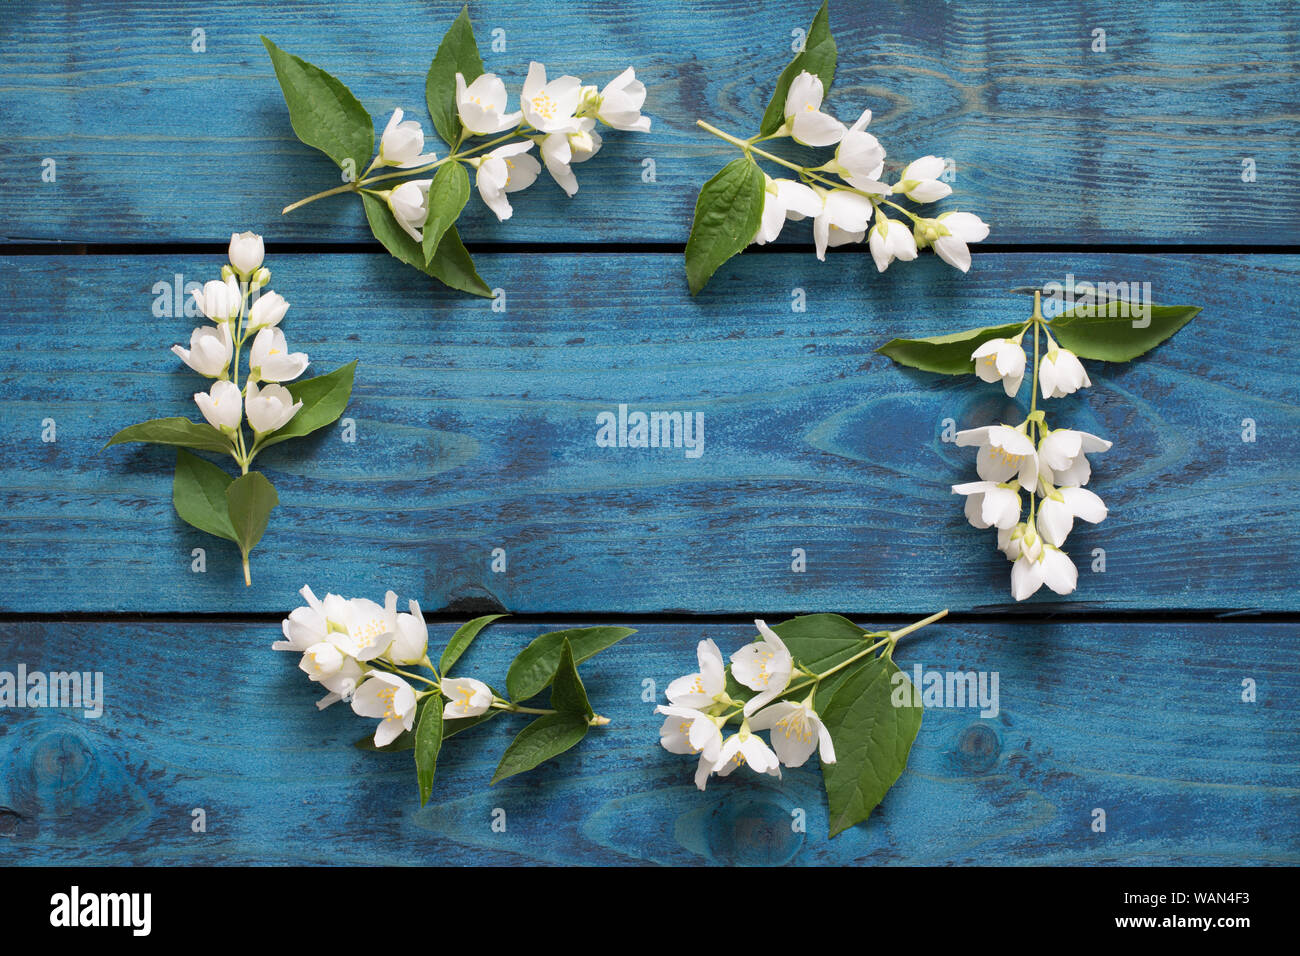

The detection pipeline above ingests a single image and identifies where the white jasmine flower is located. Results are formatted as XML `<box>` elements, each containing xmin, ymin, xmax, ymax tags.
<box><xmin>386</xmin><ymin>178</ymin><xmax>432</xmax><ymax>243</ymax></box>
<box><xmin>951</xmin><ymin>480</ymin><xmax>1021</xmax><ymax>530</ymax></box>
<box><xmin>521</xmin><ymin>61</ymin><xmax>583</xmax><ymax>134</ymax></box>
<box><xmin>378</xmin><ymin>108</ymin><xmax>439</xmax><ymax>168</ymax></box>
<box><xmin>656</xmin><ymin>704</ymin><xmax>725</xmax><ymax>765</ymax></box>
<box><xmin>867</xmin><ymin>208</ymin><xmax>919</xmax><ymax>273</ymax></box>
<box><xmin>191</xmin><ymin>275</ymin><xmax>242</xmax><ymax>323</ymax></box>
<box><xmin>248</xmin><ymin>327</ymin><xmax>309</xmax><ymax>383</ymax></box>
<box><xmin>753</xmin><ymin>175</ymin><xmax>823</xmax><ymax>245</ymax></box>
<box><xmin>541</xmin><ymin>117</ymin><xmax>601</xmax><ymax>197</ymax></box>
<box><xmin>1011</xmin><ymin>544</ymin><xmax>1078</xmax><ymax>601</ymax></box>
<box><xmin>894</xmin><ymin>155</ymin><xmax>952</xmax><ymax>203</ymax></box>
<box><xmin>748</xmin><ymin>698</ymin><xmax>836</xmax><ymax>768</ymax></box>
<box><xmin>956</xmin><ymin>424</ymin><xmax>1040</xmax><ymax>492</ymax></box>
<box><xmin>595</xmin><ymin>67</ymin><xmax>651</xmax><ymax>132</ymax></box>
<box><xmin>386</xmin><ymin>594</ymin><xmax>428</xmax><ymax>666</ymax></box>
<box><xmin>930</xmin><ymin>211</ymin><xmax>989</xmax><ymax>273</ymax></box>
<box><xmin>998</xmin><ymin>521</ymin><xmax>1042</xmax><ymax>562</ymax></box>
<box><xmin>244</xmin><ymin>380</ymin><xmax>301</xmax><ymax>435</ymax></box>
<box><xmin>455</xmin><ymin>72</ymin><xmax>522</xmax><ymax>135</ymax></box>
<box><xmin>665</xmin><ymin>639</ymin><xmax>727</xmax><ymax>709</ymax></box>
<box><xmin>1039</xmin><ymin>345</ymin><xmax>1092</xmax><ymax>399</ymax></box>
<box><xmin>331</xmin><ymin>595</ymin><xmax>398</xmax><ymax>662</ymax></box>
<box><xmin>441</xmin><ymin>677</ymin><xmax>493</xmax><ymax>718</ymax></box>
<box><xmin>970</xmin><ymin>336</ymin><xmax>1027</xmax><ymax>397</ymax></box>
<box><xmin>712</xmin><ymin>726</ymin><xmax>782</xmax><ymax>777</ymax></box>
<box><xmin>1037</xmin><ymin>485</ymin><xmax>1107</xmax><ymax>546</ymax></box>
<box><xmin>473</xmin><ymin>142</ymin><xmax>540</xmax><ymax>222</ymax></box>
<box><xmin>1038</xmin><ymin>428</ymin><xmax>1111</xmax><ymax>487</ymax></box>
<box><xmin>172</xmin><ymin>323</ymin><xmax>233</xmax><ymax>378</ymax></box>
<box><xmin>352</xmin><ymin>672</ymin><xmax>418</xmax><ymax>747</ymax></box>
<box><xmin>246</xmin><ymin>291</ymin><xmax>289</xmax><ymax>332</ymax></box>
<box><xmin>782</xmin><ymin>71</ymin><xmax>844</xmax><ymax>147</ymax></box>
<box><xmin>194</xmin><ymin>379</ymin><xmax>242</xmax><ymax>434</ymax></box>
<box><xmin>731</xmin><ymin>619</ymin><xmax>793</xmax><ymax>716</ymax></box>
<box><xmin>824</xmin><ymin>109</ymin><xmax>890</xmax><ymax>194</ymax></box>
<box><xmin>303</xmin><ymin>646</ymin><xmax>366</xmax><ymax>710</ymax></box>
<box><xmin>228</xmin><ymin>231</ymin><xmax>264</xmax><ymax>276</ymax></box>
<box><xmin>813</xmin><ymin>188</ymin><xmax>873</xmax><ymax>260</ymax></box>
<box><xmin>274</xmin><ymin>585</ymin><xmax>335</xmax><ymax>651</ymax></box>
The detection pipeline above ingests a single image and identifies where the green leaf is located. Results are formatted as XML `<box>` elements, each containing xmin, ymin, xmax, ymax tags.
<box><xmin>684</xmin><ymin>157</ymin><xmax>766</xmax><ymax>295</ymax></box>
<box><xmin>876</xmin><ymin>322</ymin><xmax>1028</xmax><ymax>375</ymax></box>
<box><xmin>768</xmin><ymin>613</ymin><xmax>869</xmax><ymax>672</ymax></box>
<box><xmin>261</xmin><ymin>36</ymin><xmax>373</xmax><ymax>175</ymax></box>
<box><xmin>425</xmin><ymin>5</ymin><xmax>484</xmax><ymax>146</ymax></box>
<box><xmin>422</xmin><ymin>161</ymin><xmax>471</xmax><ymax>265</ymax></box>
<box><xmin>549</xmin><ymin>639</ymin><xmax>593</xmax><ymax>718</ymax></box>
<box><xmin>440</xmin><ymin>614</ymin><xmax>509</xmax><ymax>674</ymax></box>
<box><xmin>820</xmin><ymin>656</ymin><xmax>923</xmax><ymax>838</ymax></box>
<box><xmin>362</xmin><ymin>192</ymin><xmax>491</xmax><ymax>297</ymax></box>
<box><xmin>426</xmin><ymin>225</ymin><xmax>490</xmax><ymax>297</ymax></box>
<box><xmin>415</xmin><ymin>695</ymin><xmax>444</xmax><ymax>806</ymax></box>
<box><xmin>256</xmin><ymin>361</ymin><xmax>357</xmax><ymax>451</ymax></box>
<box><xmin>225</xmin><ymin>471</ymin><xmax>279</xmax><ymax>560</ymax></box>
<box><xmin>506</xmin><ymin>626</ymin><xmax>635</xmax><ymax>702</ymax></box>
<box><xmin>759</xmin><ymin>0</ymin><xmax>837</xmax><ymax>136</ymax></box>
<box><xmin>171</xmin><ymin>450</ymin><xmax>238</xmax><ymax>542</ymax></box>
<box><xmin>490</xmin><ymin>712</ymin><xmax>590</xmax><ymax>785</ymax></box>
<box><xmin>1049</xmin><ymin>303</ymin><xmax>1201</xmax><ymax>363</ymax></box>
<box><xmin>105</xmin><ymin>417</ymin><xmax>234</xmax><ymax>456</ymax></box>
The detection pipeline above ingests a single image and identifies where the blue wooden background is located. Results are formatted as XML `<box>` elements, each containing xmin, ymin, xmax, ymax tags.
<box><xmin>0</xmin><ymin>0</ymin><xmax>1297</xmax><ymax>865</ymax></box>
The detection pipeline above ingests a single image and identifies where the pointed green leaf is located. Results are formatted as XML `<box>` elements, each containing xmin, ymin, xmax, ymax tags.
<box><xmin>261</xmin><ymin>36</ymin><xmax>373</xmax><ymax>175</ymax></box>
<box><xmin>490</xmin><ymin>712</ymin><xmax>589</xmax><ymax>785</ymax></box>
<box><xmin>425</xmin><ymin>5</ymin><xmax>484</xmax><ymax>146</ymax></box>
<box><xmin>225</xmin><ymin>471</ymin><xmax>279</xmax><ymax>558</ymax></box>
<box><xmin>106</xmin><ymin>417</ymin><xmax>234</xmax><ymax>456</ymax></box>
<box><xmin>440</xmin><ymin>613</ymin><xmax>508</xmax><ymax>674</ymax></box>
<box><xmin>684</xmin><ymin>157</ymin><xmax>766</xmax><ymax>295</ymax></box>
<box><xmin>549</xmin><ymin>639</ymin><xmax>593</xmax><ymax>718</ymax></box>
<box><xmin>422</xmin><ymin>161</ymin><xmax>471</xmax><ymax>265</ymax></box>
<box><xmin>362</xmin><ymin>192</ymin><xmax>490</xmax><ymax>297</ymax></box>
<box><xmin>415</xmin><ymin>694</ymin><xmax>444</xmax><ymax>806</ymax></box>
<box><xmin>876</xmin><ymin>322</ymin><xmax>1028</xmax><ymax>375</ymax></box>
<box><xmin>506</xmin><ymin>626</ymin><xmax>635</xmax><ymax>702</ymax></box>
<box><xmin>820</xmin><ymin>656</ymin><xmax>923</xmax><ymax>838</ymax></box>
<box><xmin>256</xmin><ymin>361</ymin><xmax>357</xmax><ymax>451</ymax></box>
<box><xmin>172</xmin><ymin>449</ymin><xmax>238</xmax><ymax>542</ymax></box>
<box><xmin>759</xmin><ymin>0</ymin><xmax>836</xmax><ymax>136</ymax></box>
<box><xmin>1049</xmin><ymin>303</ymin><xmax>1201</xmax><ymax>363</ymax></box>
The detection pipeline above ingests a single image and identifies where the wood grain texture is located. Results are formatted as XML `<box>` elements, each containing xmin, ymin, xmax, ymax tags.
<box><xmin>0</xmin><ymin>619</ymin><xmax>1294</xmax><ymax>865</ymax></box>
<box><xmin>1</xmin><ymin>0</ymin><xmax>1296</xmax><ymax>245</ymax></box>
<box><xmin>3</xmin><ymin>250</ymin><xmax>1295</xmax><ymax>614</ymax></box>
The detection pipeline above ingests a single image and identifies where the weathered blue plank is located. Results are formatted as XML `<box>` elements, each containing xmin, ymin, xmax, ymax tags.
<box><xmin>1</xmin><ymin>0</ymin><xmax>1296</xmax><ymax>244</ymax></box>
<box><xmin>0</xmin><ymin>619</ymin><xmax>1294</xmax><ymax>865</ymax></box>
<box><xmin>0</xmin><ymin>251</ymin><xmax>1294</xmax><ymax>614</ymax></box>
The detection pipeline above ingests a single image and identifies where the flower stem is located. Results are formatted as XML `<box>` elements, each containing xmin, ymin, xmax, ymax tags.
<box><xmin>492</xmin><ymin>698</ymin><xmax>556</xmax><ymax>716</ymax></box>
<box><xmin>375</xmin><ymin>661</ymin><xmax>439</xmax><ymax>687</ymax></box>
<box><xmin>241</xmin><ymin>555</ymin><xmax>251</xmax><ymax>587</ymax></box>
<box><xmin>281</xmin><ymin>182</ymin><xmax>359</xmax><ymax>215</ymax></box>
<box><xmin>1029</xmin><ymin>291</ymin><xmax>1042</xmax><ymax>419</ymax></box>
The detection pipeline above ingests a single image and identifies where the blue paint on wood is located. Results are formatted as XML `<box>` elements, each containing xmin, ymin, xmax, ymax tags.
<box><xmin>0</xmin><ymin>620</ymin><xmax>1294</xmax><ymax>865</ymax></box>
<box><xmin>0</xmin><ymin>252</ymin><xmax>1293</xmax><ymax>613</ymax></box>
<box><xmin>0</xmin><ymin>0</ymin><xmax>1296</xmax><ymax>244</ymax></box>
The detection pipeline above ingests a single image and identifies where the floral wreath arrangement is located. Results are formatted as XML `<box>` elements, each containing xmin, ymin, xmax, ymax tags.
<box><xmin>106</xmin><ymin>233</ymin><xmax>355</xmax><ymax>585</ymax></box>
<box><xmin>657</xmin><ymin>610</ymin><xmax>946</xmax><ymax>837</ymax></box>
<box><xmin>878</xmin><ymin>289</ymin><xmax>1201</xmax><ymax>599</ymax></box>
<box><xmin>684</xmin><ymin>1</ymin><xmax>988</xmax><ymax>294</ymax></box>
<box><xmin>264</xmin><ymin>6</ymin><xmax>650</xmax><ymax>297</ymax></box>
<box><xmin>275</xmin><ymin>587</ymin><xmax>633</xmax><ymax>803</ymax></box>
